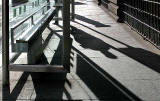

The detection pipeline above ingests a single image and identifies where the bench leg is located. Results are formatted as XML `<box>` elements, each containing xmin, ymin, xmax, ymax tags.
<box><xmin>27</xmin><ymin>34</ymin><xmax>43</xmax><ymax>64</ymax></box>
<box><xmin>55</xmin><ymin>0</ymin><xmax>59</xmax><ymax>25</ymax></box>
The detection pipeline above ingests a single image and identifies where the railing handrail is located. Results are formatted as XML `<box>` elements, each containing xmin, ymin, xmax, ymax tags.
<box><xmin>10</xmin><ymin>3</ymin><xmax>50</xmax><ymax>30</ymax></box>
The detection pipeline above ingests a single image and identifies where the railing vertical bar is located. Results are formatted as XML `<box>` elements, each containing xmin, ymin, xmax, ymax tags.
<box><xmin>55</xmin><ymin>0</ymin><xmax>58</xmax><ymax>24</ymax></box>
<box><xmin>31</xmin><ymin>15</ymin><xmax>34</xmax><ymax>25</ymax></box>
<box><xmin>63</xmin><ymin>0</ymin><xmax>70</xmax><ymax>71</ymax></box>
<box><xmin>71</xmin><ymin>0</ymin><xmax>75</xmax><ymax>20</ymax></box>
<box><xmin>2</xmin><ymin>0</ymin><xmax>10</xmax><ymax>86</ymax></box>
<box><xmin>122</xmin><ymin>0</ymin><xmax>160</xmax><ymax>47</ymax></box>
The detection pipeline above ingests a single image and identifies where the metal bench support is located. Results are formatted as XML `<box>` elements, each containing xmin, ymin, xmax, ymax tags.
<box><xmin>2</xmin><ymin>0</ymin><xmax>10</xmax><ymax>86</ymax></box>
<box><xmin>63</xmin><ymin>0</ymin><xmax>71</xmax><ymax>71</ymax></box>
<box><xmin>71</xmin><ymin>0</ymin><xmax>75</xmax><ymax>20</ymax></box>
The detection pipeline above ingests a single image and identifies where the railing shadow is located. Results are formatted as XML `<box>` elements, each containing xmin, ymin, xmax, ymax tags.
<box><xmin>75</xmin><ymin>14</ymin><xmax>111</xmax><ymax>27</ymax></box>
<box><xmin>74</xmin><ymin>2</ymin><xmax>87</xmax><ymax>5</ymax></box>
<box><xmin>73</xmin><ymin>50</ymin><xmax>142</xmax><ymax>100</ymax></box>
<box><xmin>119</xmin><ymin>47</ymin><xmax>160</xmax><ymax>73</ymax></box>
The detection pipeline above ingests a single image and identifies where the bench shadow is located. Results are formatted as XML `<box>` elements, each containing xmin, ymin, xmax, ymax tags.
<box><xmin>2</xmin><ymin>72</ymin><xmax>74</xmax><ymax>100</ymax></box>
<box><xmin>30</xmin><ymin>72</ymin><xmax>71</xmax><ymax>100</ymax></box>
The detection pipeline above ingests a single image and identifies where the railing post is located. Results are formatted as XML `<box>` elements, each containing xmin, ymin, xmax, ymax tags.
<box><xmin>55</xmin><ymin>0</ymin><xmax>59</xmax><ymax>24</ymax></box>
<box><xmin>47</xmin><ymin>0</ymin><xmax>50</xmax><ymax>10</ymax></box>
<box><xmin>31</xmin><ymin>15</ymin><xmax>34</xmax><ymax>25</ymax></box>
<box><xmin>117</xmin><ymin>0</ymin><xmax>124</xmax><ymax>23</ymax></box>
<box><xmin>71</xmin><ymin>0</ymin><xmax>75</xmax><ymax>20</ymax></box>
<box><xmin>11</xmin><ymin>28</ymin><xmax>16</xmax><ymax>52</ymax></box>
<box><xmin>42</xmin><ymin>7</ymin><xmax>44</xmax><ymax>14</ymax></box>
<box><xmin>2</xmin><ymin>0</ymin><xmax>10</xmax><ymax>86</ymax></box>
<box><xmin>63</xmin><ymin>0</ymin><xmax>71</xmax><ymax>71</ymax></box>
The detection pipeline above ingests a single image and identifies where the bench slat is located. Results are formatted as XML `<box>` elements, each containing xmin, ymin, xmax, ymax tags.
<box><xmin>9</xmin><ymin>64</ymin><xmax>67</xmax><ymax>73</ymax></box>
<box><xmin>17</xmin><ymin>8</ymin><xmax>56</xmax><ymax>43</ymax></box>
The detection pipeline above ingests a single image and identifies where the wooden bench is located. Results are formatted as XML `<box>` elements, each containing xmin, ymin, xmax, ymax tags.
<box><xmin>8</xmin><ymin>0</ymin><xmax>71</xmax><ymax>73</ymax></box>
<box><xmin>10</xmin><ymin>4</ymin><xmax>57</xmax><ymax>64</ymax></box>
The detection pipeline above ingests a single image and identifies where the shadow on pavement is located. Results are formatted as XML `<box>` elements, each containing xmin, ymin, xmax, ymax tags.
<box><xmin>2</xmin><ymin>72</ymin><xmax>29</xmax><ymax>101</ymax></box>
<box><xmin>71</xmin><ymin>26</ymin><xmax>117</xmax><ymax>59</ymax></box>
<box><xmin>71</xmin><ymin>23</ymin><xmax>160</xmax><ymax>100</ymax></box>
<box><xmin>119</xmin><ymin>47</ymin><xmax>160</xmax><ymax>73</ymax></box>
<box><xmin>2</xmin><ymin>72</ymin><xmax>74</xmax><ymax>100</ymax></box>
<box><xmin>74</xmin><ymin>52</ymin><xmax>141</xmax><ymax>101</ymax></box>
<box><xmin>70</xmin><ymin>26</ymin><xmax>142</xmax><ymax>100</ymax></box>
<box><xmin>2</xmin><ymin>11</ymin><xmax>160</xmax><ymax>101</ymax></box>
<box><xmin>74</xmin><ymin>2</ymin><xmax>87</xmax><ymax>5</ymax></box>
<box><xmin>75</xmin><ymin>14</ymin><xmax>111</xmax><ymax>27</ymax></box>
<box><xmin>73</xmin><ymin>16</ymin><xmax>160</xmax><ymax>74</ymax></box>
<box><xmin>30</xmin><ymin>72</ymin><xmax>70</xmax><ymax>100</ymax></box>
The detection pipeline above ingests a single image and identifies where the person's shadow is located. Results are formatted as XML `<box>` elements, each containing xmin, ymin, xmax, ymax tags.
<box><xmin>71</xmin><ymin>26</ymin><xmax>117</xmax><ymax>59</ymax></box>
<box><xmin>71</xmin><ymin>24</ymin><xmax>160</xmax><ymax>74</ymax></box>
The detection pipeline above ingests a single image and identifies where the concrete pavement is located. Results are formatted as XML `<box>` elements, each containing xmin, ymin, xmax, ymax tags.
<box><xmin>1</xmin><ymin>0</ymin><xmax>160</xmax><ymax>100</ymax></box>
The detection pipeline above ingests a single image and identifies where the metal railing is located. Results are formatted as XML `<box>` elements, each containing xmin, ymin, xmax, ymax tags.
<box><xmin>101</xmin><ymin>0</ymin><xmax>108</xmax><ymax>7</ymax></box>
<box><xmin>123</xmin><ymin>0</ymin><xmax>160</xmax><ymax>47</ymax></box>
<box><xmin>10</xmin><ymin>0</ymin><xmax>47</xmax><ymax>20</ymax></box>
<box><xmin>10</xmin><ymin>3</ymin><xmax>52</xmax><ymax>52</ymax></box>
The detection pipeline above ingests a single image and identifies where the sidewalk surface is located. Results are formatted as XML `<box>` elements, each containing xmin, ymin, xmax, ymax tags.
<box><xmin>1</xmin><ymin>0</ymin><xmax>160</xmax><ymax>100</ymax></box>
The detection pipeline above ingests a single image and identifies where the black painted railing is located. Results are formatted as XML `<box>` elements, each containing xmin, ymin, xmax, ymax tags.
<box><xmin>122</xmin><ymin>0</ymin><xmax>160</xmax><ymax>47</ymax></box>
<box><xmin>101</xmin><ymin>0</ymin><xmax>108</xmax><ymax>7</ymax></box>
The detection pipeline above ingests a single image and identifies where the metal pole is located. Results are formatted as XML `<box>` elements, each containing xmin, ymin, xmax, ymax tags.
<box><xmin>47</xmin><ymin>0</ymin><xmax>50</xmax><ymax>10</ymax></box>
<box><xmin>55</xmin><ymin>0</ymin><xmax>59</xmax><ymax>24</ymax></box>
<box><xmin>71</xmin><ymin>0</ymin><xmax>75</xmax><ymax>20</ymax></box>
<box><xmin>117</xmin><ymin>0</ymin><xmax>124</xmax><ymax>23</ymax></box>
<box><xmin>31</xmin><ymin>16</ymin><xmax>34</xmax><ymax>25</ymax></box>
<box><xmin>63</xmin><ymin>0</ymin><xmax>71</xmax><ymax>71</ymax></box>
<box><xmin>2</xmin><ymin>0</ymin><xmax>10</xmax><ymax>85</ymax></box>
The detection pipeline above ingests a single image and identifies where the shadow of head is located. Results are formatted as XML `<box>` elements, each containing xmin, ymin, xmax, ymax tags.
<box><xmin>71</xmin><ymin>26</ymin><xmax>117</xmax><ymax>59</ymax></box>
